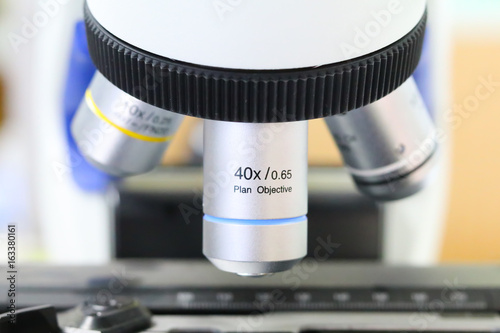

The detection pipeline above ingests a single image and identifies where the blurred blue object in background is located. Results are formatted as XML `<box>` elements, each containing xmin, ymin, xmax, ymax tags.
<box><xmin>413</xmin><ymin>31</ymin><xmax>433</xmax><ymax>117</ymax></box>
<box><xmin>63</xmin><ymin>21</ymin><xmax>114</xmax><ymax>192</ymax></box>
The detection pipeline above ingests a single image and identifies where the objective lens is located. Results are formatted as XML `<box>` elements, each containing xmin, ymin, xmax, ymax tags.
<box><xmin>325</xmin><ymin>78</ymin><xmax>438</xmax><ymax>201</ymax></box>
<box><xmin>203</xmin><ymin>120</ymin><xmax>308</xmax><ymax>276</ymax></box>
<box><xmin>71</xmin><ymin>73</ymin><xmax>184</xmax><ymax>177</ymax></box>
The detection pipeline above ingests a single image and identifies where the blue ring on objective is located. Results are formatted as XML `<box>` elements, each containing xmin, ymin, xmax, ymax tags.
<box><xmin>204</xmin><ymin>215</ymin><xmax>307</xmax><ymax>226</ymax></box>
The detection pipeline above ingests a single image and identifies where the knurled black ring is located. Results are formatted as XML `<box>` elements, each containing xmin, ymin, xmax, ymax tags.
<box><xmin>85</xmin><ymin>3</ymin><xmax>426</xmax><ymax>123</ymax></box>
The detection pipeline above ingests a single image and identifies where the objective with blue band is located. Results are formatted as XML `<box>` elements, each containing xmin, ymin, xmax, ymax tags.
<box><xmin>202</xmin><ymin>121</ymin><xmax>309</xmax><ymax>277</ymax></box>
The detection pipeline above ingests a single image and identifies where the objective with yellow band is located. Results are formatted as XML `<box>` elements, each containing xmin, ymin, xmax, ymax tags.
<box><xmin>72</xmin><ymin>73</ymin><xmax>184</xmax><ymax>177</ymax></box>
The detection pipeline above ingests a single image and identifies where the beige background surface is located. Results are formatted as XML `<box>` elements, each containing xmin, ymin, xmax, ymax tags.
<box><xmin>440</xmin><ymin>39</ymin><xmax>500</xmax><ymax>263</ymax></box>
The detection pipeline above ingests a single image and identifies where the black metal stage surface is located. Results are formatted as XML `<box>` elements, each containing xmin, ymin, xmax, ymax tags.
<box><xmin>2</xmin><ymin>261</ymin><xmax>499</xmax><ymax>314</ymax></box>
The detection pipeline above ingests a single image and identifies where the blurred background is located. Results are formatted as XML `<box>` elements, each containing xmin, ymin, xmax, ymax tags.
<box><xmin>0</xmin><ymin>0</ymin><xmax>498</xmax><ymax>266</ymax></box>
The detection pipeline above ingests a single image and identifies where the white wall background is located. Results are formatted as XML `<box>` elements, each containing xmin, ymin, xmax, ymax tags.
<box><xmin>0</xmin><ymin>0</ymin><xmax>111</xmax><ymax>264</ymax></box>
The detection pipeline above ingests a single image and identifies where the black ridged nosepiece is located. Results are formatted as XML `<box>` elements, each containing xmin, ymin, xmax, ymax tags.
<box><xmin>85</xmin><ymin>3</ymin><xmax>427</xmax><ymax>123</ymax></box>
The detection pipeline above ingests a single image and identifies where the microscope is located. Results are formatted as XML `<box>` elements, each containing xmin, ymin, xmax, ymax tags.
<box><xmin>71</xmin><ymin>0</ymin><xmax>437</xmax><ymax>277</ymax></box>
<box><xmin>4</xmin><ymin>2</ymin><xmax>500</xmax><ymax>332</ymax></box>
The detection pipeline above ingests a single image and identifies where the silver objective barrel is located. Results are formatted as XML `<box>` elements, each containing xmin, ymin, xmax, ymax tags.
<box><xmin>203</xmin><ymin>120</ymin><xmax>308</xmax><ymax>277</ymax></box>
<box><xmin>325</xmin><ymin>78</ymin><xmax>438</xmax><ymax>201</ymax></box>
<box><xmin>71</xmin><ymin>73</ymin><xmax>184</xmax><ymax>177</ymax></box>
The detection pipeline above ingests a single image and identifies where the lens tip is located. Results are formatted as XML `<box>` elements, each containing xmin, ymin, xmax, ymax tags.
<box><xmin>236</xmin><ymin>273</ymin><xmax>273</xmax><ymax>278</ymax></box>
<box><xmin>207</xmin><ymin>258</ymin><xmax>303</xmax><ymax>277</ymax></box>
